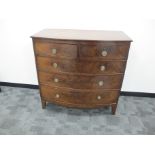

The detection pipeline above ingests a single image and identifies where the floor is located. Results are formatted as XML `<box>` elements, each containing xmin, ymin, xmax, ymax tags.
<box><xmin>0</xmin><ymin>86</ymin><xmax>155</xmax><ymax>135</ymax></box>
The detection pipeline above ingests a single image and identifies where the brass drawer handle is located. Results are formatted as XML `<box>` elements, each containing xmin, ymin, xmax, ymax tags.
<box><xmin>98</xmin><ymin>81</ymin><xmax>104</xmax><ymax>86</ymax></box>
<box><xmin>55</xmin><ymin>94</ymin><xmax>60</xmax><ymax>98</ymax></box>
<box><xmin>101</xmin><ymin>50</ymin><xmax>107</xmax><ymax>57</ymax></box>
<box><xmin>97</xmin><ymin>95</ymin><xmax>101</xmax><ymax>100</ymax></box>
<box><xmin>53</xmin><ymin>63</ymin><xmax>58</xmax><ymax>68</ymax></box>
<box><xmin>54</xmin><ymin>78</ymin><xmax>59</xmax><ymax>83</ymax></box>
<box><xmin>51</xmin><ymin>48</ymin><xmax>57</xmax><ymax>54</ymax></box>
<box><xmin>100</xmin><ymin>65</ymin><xmax>105</xmax><ymax>71</ymax></box>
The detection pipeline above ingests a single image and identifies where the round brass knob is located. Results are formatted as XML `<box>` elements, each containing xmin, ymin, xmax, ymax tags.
<box><xmin>51</xmin><ymin>48</ymin><xmax>57</xmax><ymax>54</ymax></box>
<box><xmin>55</xmin><ymin>94</ymin><xmax>60</xmax><ymax>98</ymax></box>
<box><xmin>101</xmin><ymin>50</ymin><xmax>107</xmax><ymax>57</ymax></box>
<box><xmin>54</xmin><ymin>78</ymin><xmax>59</xmax><ymax>83</ymax></box>
<box><xmin>53</xmin><ymin>63</ymin><xmax>58</xmax><ymax>68</ymax></box>
<box><xmin>98</xmin><ymin>81</ymin><xmax>104</xmax><ymax>86</ymax></box>
<box><xmin>97</xmin><ymin>95</ymin><xmax>101</xmax><ymax>100</ymax></box>
<box><xmin>100</xmin><ymin>65</ymin><xmax>105</xmax><ymax>71</ymax></box>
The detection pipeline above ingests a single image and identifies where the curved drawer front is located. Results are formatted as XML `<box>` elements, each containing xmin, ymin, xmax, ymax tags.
<box><xmin>37</xmin><ymin>57</ymin><xmax>126</xmax><ymax>74</ymax></box>
<box><xmin>34</xmin><ymin>41</ymin><xmax>78</xmax><ymax>58</ymax></box>
<box><xmin>80</xmin><ymin>44</ymin><xmax>130</xmax><ymax>60</ymax></box>
<box><xmin>40</xmin><ymin>85</ymin><xmax>119</xmax><ymax>108</ymax></box>
<box><xmin>39</xmin><ymin>72</ymin><xmax>123</xmax><ymax>89</ymax></box>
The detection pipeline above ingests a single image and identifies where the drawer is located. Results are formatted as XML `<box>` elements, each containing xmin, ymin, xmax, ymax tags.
<box><xmin>39</xmin><ymin>72</ymin><xmax>123</xmax><ymax>90</ymax></box>
<box><xmin>80</xmin><ymin>44</ymin><xmax>130</xmax><ymax>60</ymax></box>
<box><xmin>40</xmin><ymin>85</ymin><xmax>119</xmax><ymax>108</ymax></box>
<box><xmin>34</xmin><ymin>41</ymin><xmax>78</xmax><ymax>58</ymax></box>
<box><xmin>36</xmin><ymin>57</ymin><xmax>126</xmax><ymax>75</ymax></box>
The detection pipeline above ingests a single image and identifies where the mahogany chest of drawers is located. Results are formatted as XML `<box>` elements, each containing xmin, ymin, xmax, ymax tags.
<box><xmin>31</xmin><ymin>29</ymin><xmax>132</xmax><ymax>114</ymax></box>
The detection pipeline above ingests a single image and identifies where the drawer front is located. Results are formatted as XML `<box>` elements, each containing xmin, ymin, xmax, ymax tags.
<box><xmin>36</xmin><ymin>57</ymin><xmax>126</xmax><ymax>74</ymax></box>
<box><xmin>80</xmin><ymin>44</ymin><xmax>130</xmax><ymax>59</ymax></box>
<box><xmin>40</xmin><ymin>85</ymin><xmax>119</xmax><ymax>107</ymax></box>
<box><xmin>39</xmin><ymin>72</ymin><xmax>123</xmax><ymax>90</ymax></box>
<box><xmin>34</xmin><ymin>41</ymin><xmax>78</xmax><ymax>58</ymax></box>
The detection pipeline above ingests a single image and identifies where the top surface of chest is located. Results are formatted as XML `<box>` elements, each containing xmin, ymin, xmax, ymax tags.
<box><xmin>31</xmin><ymin>29</ymin><xmax>132</xmax><ymax>42</ymax></box>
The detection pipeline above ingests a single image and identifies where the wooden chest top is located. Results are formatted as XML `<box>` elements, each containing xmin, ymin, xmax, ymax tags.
<box><xmin>31</xmin><ymin>29</ymin><xmax>132</xmax><ymax>41</ymax></box>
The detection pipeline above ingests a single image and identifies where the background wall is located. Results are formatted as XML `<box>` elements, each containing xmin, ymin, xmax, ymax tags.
<box><xmin>0</xmin><ymin>0</ymin><xmax>155</xmax><ymax>93</ymax></box>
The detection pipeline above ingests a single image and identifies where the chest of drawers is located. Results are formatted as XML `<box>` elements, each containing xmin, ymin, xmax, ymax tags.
<box><xmin>31</xmin><ymin>29</ymin><xmax>132</xmax><ymax>114</ymax></box>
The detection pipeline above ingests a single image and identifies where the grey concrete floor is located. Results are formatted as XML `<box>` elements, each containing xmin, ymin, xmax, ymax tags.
<box><xmin>0</xmin><ymin>86</ymin><xmax>155</xmax><ymax>135</ymax></box>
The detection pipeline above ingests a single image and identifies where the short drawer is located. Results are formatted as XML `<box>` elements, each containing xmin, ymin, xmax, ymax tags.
<box><xmin>34</xmin><ymin>41</ymin><xmax>78</xmax><ymax>58</ymax></box>
<box><xmin>39</xmin><ymin>72</ymin><xmax>123</xmax><ymax>90</ymax></box>
<box><xmin>80</xmin><ymin>44</ymin><xmax>130</xmax><ymax>60</ymax></box>
<box><xmin>40</xmin><ymin>85</ymin><xmax>119</xmax><ymax>108</ymax></box>
<box><xmin>36</xmin><ymin>57</ymin><xmax>127</xmax><ymax>75</ymax></box>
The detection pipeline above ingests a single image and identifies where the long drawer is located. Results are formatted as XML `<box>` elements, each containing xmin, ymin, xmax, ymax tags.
<box><xmin>40</xmin><ymin>85</ymin><xmax>119</xmax><ymax>108</ymax></box>
<box><xmin>39</xmin><ymin>71</ymin><xmax>123</xmax><ymax>90</ymax></box>
<box><xmin>36</xmin><ymin>57</ymin><xmax>127</xmax><ymax>75</ymax></box>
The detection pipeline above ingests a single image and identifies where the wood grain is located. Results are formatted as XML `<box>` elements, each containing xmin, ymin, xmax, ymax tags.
<box><xmin>39</xmin><ymin>71</ymin><xmax>124</xmax><ymax>90</ymax></box>
<box><xmin>32</xmin><ymin>29</ymin><xmax>132</xmax><ymax>114</ymax></box>
<box><xmin>40</xmin><ymin>85</ymin><xmax>119</xmax><ymax>108</ymax></box>
<box><xmin>80</xmin><ymin>44</ymin><xmax>130</xmax><ymax>60</ymax></box>
<box><xmin>36</xmin><ymin>56</ymin><xmax>127</xmax><ymax>75</ymax></box>
<box><xmin>34</xmin><ymin>41</ymin><xmax>78</xmax><ymax>58</ymax></box>
<box><xmin>31</xmin><ymin>29</ymin><xmax>132</xmax><ymax>41</ymax></box>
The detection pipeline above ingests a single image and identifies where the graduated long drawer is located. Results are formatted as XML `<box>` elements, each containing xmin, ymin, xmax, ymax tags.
<box><xmin>40</xmin><ymin>85</ymin><xmax>119</xmax><ymax>108</ymax></box>
<box><xmin>39</xmin><ymin>71</ymin><xmax>124</xmax><ymax>90</ymax></box>
<box><xmin>36</xmin><ymin>56</ymin><xmax>127</xmax><ymax>75</ymax></box>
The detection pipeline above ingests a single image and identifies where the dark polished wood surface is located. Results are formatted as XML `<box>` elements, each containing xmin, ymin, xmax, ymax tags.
<box><xmin>36</xmin><ymin>57</ymin><xmax>127</xmax><ymax>75</ymax></box>
<box><xmin>31</xmin><ymin>29</ymin><xmax>132</xmax><ymax>41</ymax></box>
<box><xmin>34</xmin><ymin>39</ymin><xmax>130</xmax><ymax>60</ymax></box>
<box><xmin>34</xmin><ymin>41</ymin><xmax>78</xmax><ymax>58</ymax></box>
<box><xmin>41</xmin><ymin>85</ymin><xmax>119</xmax><ymax>108</ymax></box>
<box><xmin>80</xmin><ymin>44</ymin><xmax>130</xmax><ymax>59</ymax></box>
<box><xmin>39</xmin><ymin>71</ymin><xmax>124</xmax><ymax>90</ymax></box>
<box><xmin>32</xmin><ymin>29</ymin><xmax>131</xmax><ymax>114</ymax></box>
